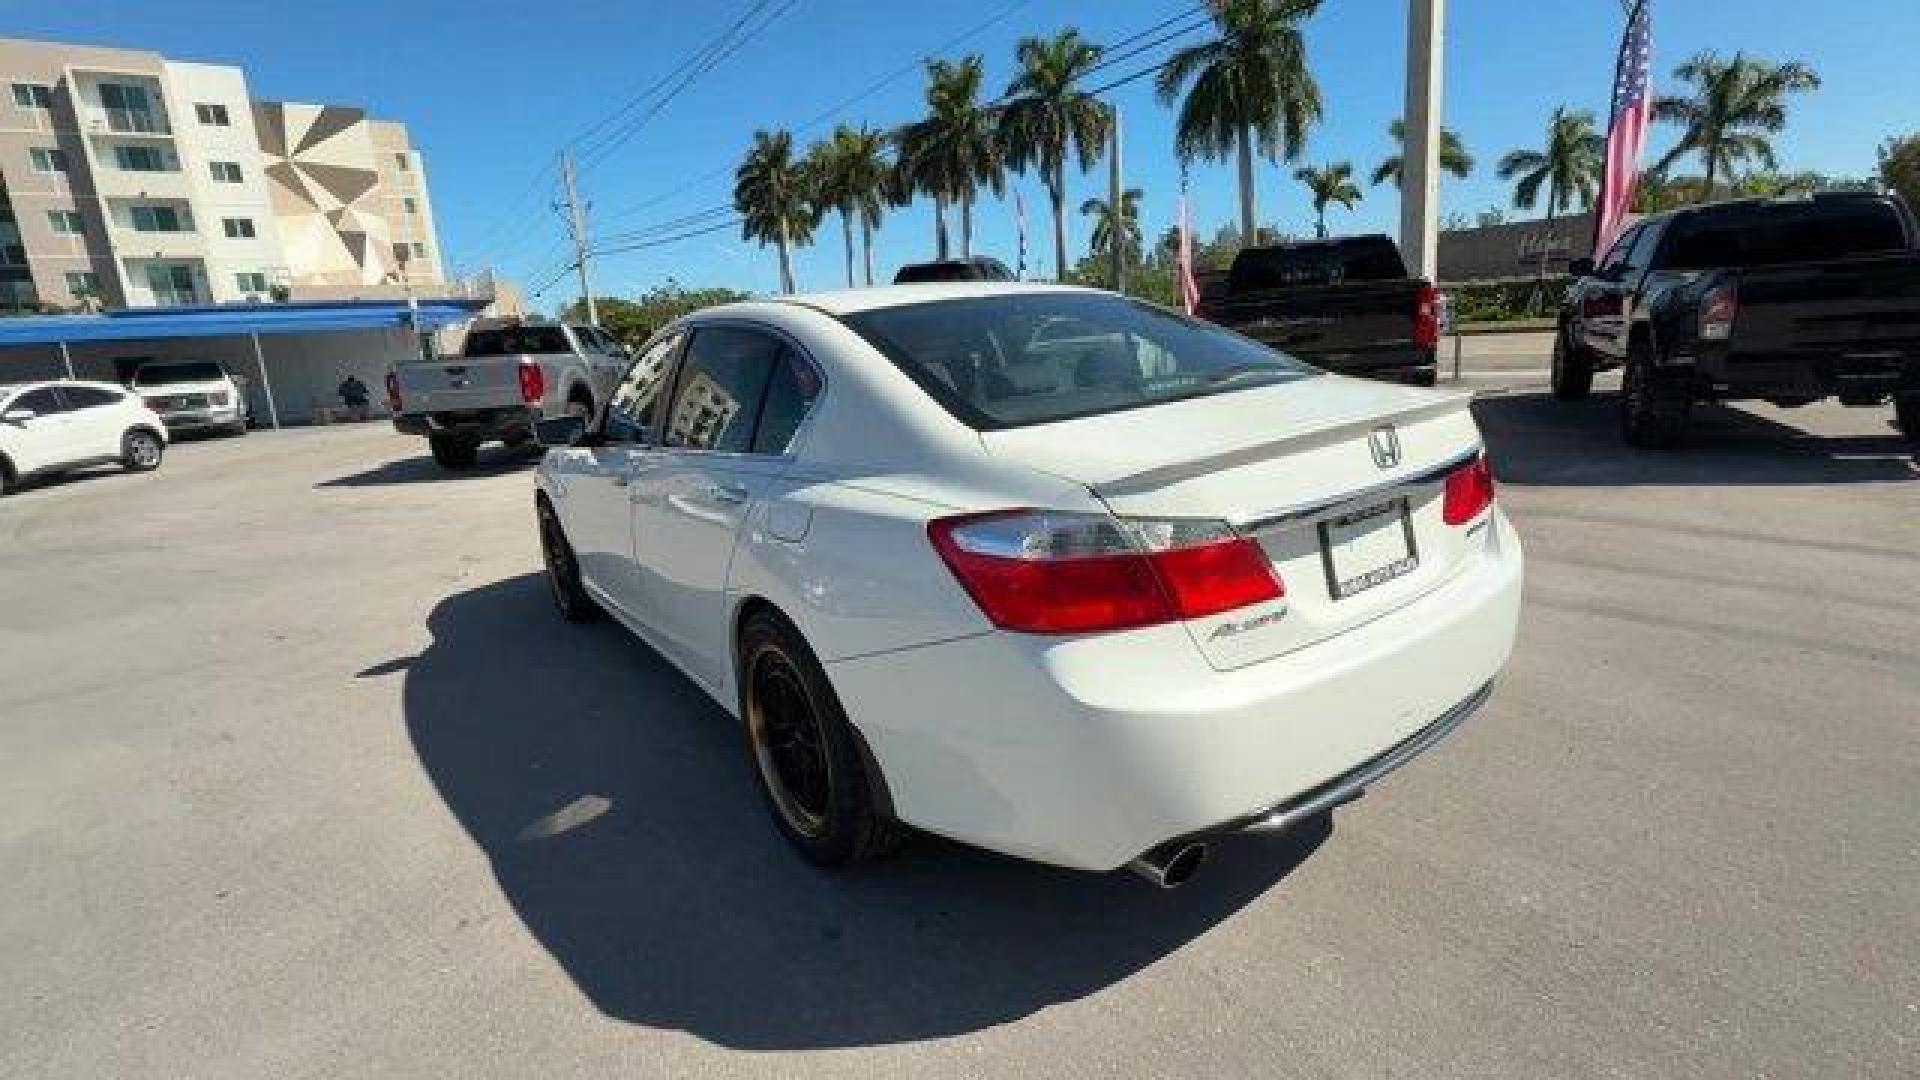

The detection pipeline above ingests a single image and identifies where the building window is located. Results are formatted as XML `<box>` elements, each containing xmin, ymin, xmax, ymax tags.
<box><xmin>2</xmin><ymin>243</ymin><xmax>28</xmax><ymax>265</ymax></box>
<box><xmin>47</xmin><ymin>210</ymin><xmax>85</xmax><ymax>235</ymax></box>
<box><xmin>235</xmin><ymin>272</ymin><xmax>269</xmax><ymax>294</ymax></box>
<box><xmin>394</xmin><ymin>152</ymin><xmax>410</xmax><ymax>170</ymax></box>
<box><xmin>208</xmin><ymin>160</ymin><xmax>243</xmax><ymax>183</ymax></box>
<box><xmin>403</xmin><ymin>196</ymin><xmax>417</xmax><ymax>214</ymax></box>
<box><xmin>194</xmin><ymin>101</ymin><xmax>230</xmax><ymax>126</ymax></box>
<box><xmin>29</xmin><ymin>147</ymin><xmax>68</xmax><ymax>173</ymax></box>
<box><xmin>99</xmin><ymin>83</ymin><xmax>160</xmax><ymax>133</ymax></box>
<box><xmin>222</xmin><ymin>217</ymin><xmax>256</xmax><ymax>239</ymax></box>
<box><xmin>12</xmin><ymin>83</ymin><xmax>53</xmax><ymax>110</ymax></box>
<box><xmin>131</xmin><ymin>205</ymin><xmax>188</xmax><ymax>232</ymax></box>
<box><xmin>113</xmin><ymin>145</ymin><xmax>170</xmax><ymax>172</ymax></box>
<box><xmin>65</xmin><ymin>271</ymin><xmax>102</xmax><ymax>298</ymax></box>
<box><xmin>411</xmin><ymin>242</ymin><xmax>427</xmax><ymax>259</ymax></box>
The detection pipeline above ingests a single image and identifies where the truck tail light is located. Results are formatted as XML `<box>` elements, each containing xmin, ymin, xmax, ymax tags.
<box><xmin>384</xmin><ymin>370</ymin><xmax>402</xmax><ymax>412</ymax></box>
<box><xmin>1413</xmin><ymin>285</ymin><xmax>1444</xmax><ymax>350</ymax></box>
<box><xmin>927</xmin><ymin>510</ymin><xmax>1283</xmax><ymax>635</ymax></box>
<box><xmin>518</xmin><ymin>359</ymin><xmax>545</xmax><ymax>404</ymax></box>
<box><xmin>1442</xmin><ymin>454</ymin><xmax>1496</xmax><ymax>526</ymax></box>
<box><xmin>1699</xmin><ymin>282</ymin><xmax>1738</xmax><ymax>341</ymax></box>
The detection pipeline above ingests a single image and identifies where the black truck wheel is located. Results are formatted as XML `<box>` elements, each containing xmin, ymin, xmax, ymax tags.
<box><xmin>1551</xmin><ymin>327</ymin><xmax>1594</xmax><ymax>401</ymax></box>
<box><xmin>1621</xmin><ymin>338</ymin><xmax>1691</xmax><ymax>448</ymax></box>
<box><xmin>429</xmin><ymin>433</ymin><xmax>479</xmax><ymax>470</ymax></box>
<box><xmin>1895</xmin><ymin>395</ymin><xmax>1920</xmax><ymax>444</ymax></box>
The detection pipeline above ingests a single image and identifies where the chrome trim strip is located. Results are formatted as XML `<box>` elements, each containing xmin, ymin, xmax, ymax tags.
<box><xmin>1238</xmin><ymin>445</ymin><xmax>1480</xmax><ymax>534</ymax></box>
<box><xmin>1240</xmin><ymin>680</ymin><xmax>1493</xmax><ymax>834</ymax></box>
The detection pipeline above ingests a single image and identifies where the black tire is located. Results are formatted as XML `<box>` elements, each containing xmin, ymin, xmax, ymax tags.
<box><xmin>565</xmin><ymin>392</ymin><xmax>594</xmax><ymax>422</ymax></box>
<box><xmin>0</xmin><ymin>456</ymin><xmax>14</xmax><ymax>498</ymax></box>
<box><xmin>227</xmin><ymin>421</ymin><xmax>248</xmax><ymax>438</ymax></box>
<box><xmin>429</xmin><ymin>433</ymin><xmax>479</xmax><ymax>470</ymax></box>
<box><xmin>1895</xmin><ymin>395</ymin><xmax>1920</xmax><ymax>444</ymax></box>
<box><xmin>1621</xmin><ymin>336</ymin><xmax>1692</xmax><ymax>448</ymax></box>
<box><xmin>536</xmin><ymin>497</ymin><xmax>601</xmax><ymax>622</ymax></box>
<box><xmin>1407</xmin><ymin>367</ymin><xmax>1438</xmax><ymax>388</ymax></box>
<box><xmin>121</xmin><ymin>427</ymin><xmax>164</xmax><ymax>472</ymax></box>
<box><xmin>738</xmin><ymin>609</ymin><xmax>905</xmax><ymax>868</ymax></box>
<box><xmin>1551</xmin><ymin>326</ymin><xmax>1594</xmax><ymax>401</ymax></box>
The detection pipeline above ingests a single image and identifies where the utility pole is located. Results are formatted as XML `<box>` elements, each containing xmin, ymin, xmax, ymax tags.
<box><xmin>1399</xmin><ymin>0</ymin><xmax>1445</xmax><ymax>281</ymax></box>
<box><xmin>1109</xmin><ymin>105</ymin><xmax>1126</xmax><ymax>295</ymax></box>
<box><xmin>557</xmin><ymin>149</ymin><xmax>599</xmax><ymax>325</ymax></box>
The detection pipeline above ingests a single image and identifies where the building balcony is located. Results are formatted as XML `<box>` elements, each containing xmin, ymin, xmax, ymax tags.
<box><xmin>110</xmin><ymin>228</ymin><xmax>208</xmax><ymax>261</ymax></box>
<box><xmin>80</xmin><ymin>108</ymin><xmax>174</xmax><ymax>139</ymax></box>
<box><xmin>92</xmin><ymin>167</ymin><xmax>193</xmax><ymax>202</ymax></box>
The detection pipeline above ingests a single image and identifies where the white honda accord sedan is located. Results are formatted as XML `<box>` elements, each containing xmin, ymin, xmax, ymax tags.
<box><xmin>533</xmin><ymin>283</ymin><xmax>1522</xmax><ymax>886</ymax></box>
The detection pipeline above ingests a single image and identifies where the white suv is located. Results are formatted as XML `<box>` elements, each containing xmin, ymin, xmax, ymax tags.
<box><xmin>130</xmin><ymin>360</ymin><xmax>247</xmax><ymax>436</ymax></box>
<box><xmin>0</xmin><ymin>381</ymin><xmax>168</xmax><ymax>497</ymax></box>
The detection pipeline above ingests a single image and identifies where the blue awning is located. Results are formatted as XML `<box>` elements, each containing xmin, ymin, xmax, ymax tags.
<box><xmin>0</xmin><ymin>298</ymin><xmax>488</xmax><ymax>347</ymax></box>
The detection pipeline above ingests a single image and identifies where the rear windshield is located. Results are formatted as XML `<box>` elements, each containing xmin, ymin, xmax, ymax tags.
<box><xmin>1230</xmin><ymin>236</ymin><xmax>1408</xmax><ymax>290</ymax></box>
<box><xmin>464</xmin><ymin>325</ymin><xmax>572</xmax><ymax>356</ymax></box>
<box><xmin>1661</xmin><ymin>200</ymin><xmax>1910</xmax><ymax>270</ymax></box>
<box><xmin>135</xmin><ymin>362</ymin><xmax>224</xmax><ymax>385</ymax></box>
<box><xmin>841</xmin><ymin>292</ymin><xmax>1316</xmax><ymax>431</ymax></box>
<box><xmin>894</xmin><ymin>259</ymin><xmax>1013</xmax><ymax>283</ymax></box>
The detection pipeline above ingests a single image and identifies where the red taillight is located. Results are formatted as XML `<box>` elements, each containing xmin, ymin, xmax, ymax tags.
<box><xmin>1413</xmin><ymin>285</ymin><xmax>1443</xmax><ymax>350</ymax></box>
<box><xmin>384</xmin><ymin>370</ymin><xmax>401</xmax><ymax>412</ymax></box>
<box><xmin>1442</xmin><ymin>455</ymin><xmax>1496</xmax><ymax>525</ymax></box>
<box><xmin>1699</xmin><ymin>282</ymin><xmax>1737</xmax><ymax>341</ymax></box>
<box><xmin>518</xmin><ymin>359</ymin><xmax>545</xmax><ymax>404</ymax></box>
<box><xmin>927</xmin><ymin>510</ymin><xmax>1283</xmax><ymax>635</ymax></box>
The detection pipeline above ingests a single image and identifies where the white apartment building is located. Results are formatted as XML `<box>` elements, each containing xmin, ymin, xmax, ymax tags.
<box><xmin>0</xmin><ymin>36</ymin><xmax>445</xmax><ymax>312</ymax></box>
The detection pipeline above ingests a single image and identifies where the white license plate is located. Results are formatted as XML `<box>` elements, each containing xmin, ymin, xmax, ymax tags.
<box><xmin>1320</xmin><ymin>498</ymin><xmax>1417</xmax><ymax>600</ymax></box>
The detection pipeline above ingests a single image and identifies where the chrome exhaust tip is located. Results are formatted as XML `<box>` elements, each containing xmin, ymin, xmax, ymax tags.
<box><xmin>1128</xmin><ymin>841</ymin><xmax>1208</xmax><ymax>888</ymax></box>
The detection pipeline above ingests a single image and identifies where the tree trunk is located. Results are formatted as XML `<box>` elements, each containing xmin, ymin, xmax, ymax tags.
<box><xmin>1702</xmin><ymin>142</ymin><xmax>1719</xmax><ymax>203</ymax></box>
<box><xmin>933</xmin><ymin>192</ymin><xmax>950</xmax><ymax>259</ymax></box>
<box><xmin>1049</xmin><ymin>167</ymin><xmax>1068</xmax><ymax>282</ymax></box>
<box><xmin>861</xmin><ymin>216</ymin><xmax>874</xmax><ymax>287</ymax></box>
<box><xmin>960</xmin><ymin>190</ymin><xmax>974</xmax><ymax>259</ymax></box>
<box><xmin>1315</xmin><ymin>208</ymin><xmax>1327</xmax><ymax>239</ymax></box>
<box><xmin>1237</xmin><ymin>127</ymin><xmax>1257</xmax><ymax>244</ymax></box>
<box><xmin>776</xmin><ymin>218</ymin><xmax>795</xmax><ymax>294</ymax></box>
<box><xmin>840</xmin><ymin>210</ymin><xmax>855</xmax><ymax>288</ymax></box>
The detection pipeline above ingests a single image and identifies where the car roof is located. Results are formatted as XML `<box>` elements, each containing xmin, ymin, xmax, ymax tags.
<box><xmin>758</xmin><ymin>280</ymin><xmax>1100</xmax><ymax>318</ymax></box>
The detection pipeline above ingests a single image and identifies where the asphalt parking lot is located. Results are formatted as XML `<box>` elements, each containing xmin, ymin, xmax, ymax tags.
<box><xmin>3</xmin><ymin>359</ymin><xmax>1916</xmax><ymax>1079</ymax></box>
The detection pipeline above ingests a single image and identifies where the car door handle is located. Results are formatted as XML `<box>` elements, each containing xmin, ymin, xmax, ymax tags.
<box><xmin>707</xmin><ymin>482</ymin><xmax>750</xmax><ymax>505</ymax></box>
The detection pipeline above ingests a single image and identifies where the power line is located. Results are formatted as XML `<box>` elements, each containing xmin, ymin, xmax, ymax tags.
<box><xmin>570</xmin><ymin>0</ymin><xmax>779</xmax><ymax>162</ymax></box>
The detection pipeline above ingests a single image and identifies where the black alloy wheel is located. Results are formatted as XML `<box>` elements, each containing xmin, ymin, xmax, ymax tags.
<box><xmin>538</xmin><ymin>499</ymin><xmax>600</xmax><ymax>622</ymax></box>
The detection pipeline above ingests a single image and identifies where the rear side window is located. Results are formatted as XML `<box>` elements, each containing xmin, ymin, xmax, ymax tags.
<box><xmin>1230</xmin><ymin>237</ymin><xmax>1407</xmax><ymax>290</ymax></box>
<box><xmin>61</xmin><ymin>385</ymin><xmax>122</xmax><ymax>408</ymax></box>
<box><xmin>665</xmin><ymin>327</ymin><xmax>783</xmax><ymax>453</ymax></box>
<box><xmin>1661</xmin><ymin>201</ymin><xmax>1909</xmax><ymax>270</ymax></box>
<box><xmin>14</xmin><ymin>388</ymin><xmax>67</xmax><ymax>415</ymax></box>
<box><xmin>463</xmin><ymin>325</ymin><xmax>572</xmax><ymax>356</ymax></box>
<box><xmin>751</xmin><ymin>350</ymin><xmax>820</xmax><ymax>454</ymax></box>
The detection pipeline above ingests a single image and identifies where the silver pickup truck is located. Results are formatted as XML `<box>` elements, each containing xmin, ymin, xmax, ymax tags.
<box><xmin>389</xmin><ymin>320</ymin><xmax>628</xmax><ymax>469</ymax></box>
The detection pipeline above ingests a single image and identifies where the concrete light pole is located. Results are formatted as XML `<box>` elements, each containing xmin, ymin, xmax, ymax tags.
<box><xmin>1399</xmin><ymin>0</ymin><xmax>1445</xmax><ymax>280</ymax></box>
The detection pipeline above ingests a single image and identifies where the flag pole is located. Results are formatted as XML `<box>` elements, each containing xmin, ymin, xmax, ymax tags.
<box><xmin>1593</xmin><ymin>0</ymin><xmax>1648</xmax><ymax>257</ymax></box>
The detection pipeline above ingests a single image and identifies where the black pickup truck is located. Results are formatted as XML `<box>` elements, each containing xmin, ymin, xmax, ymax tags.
<box><xmin>1553</xmin><ymin>191</ymin><xmax>1920</xmax><ymax>446</ymax></box>
<box><xmin>1197</xmin><ymin>234</ymin><xmax>1443</xmax><ymax>385</ymax></box>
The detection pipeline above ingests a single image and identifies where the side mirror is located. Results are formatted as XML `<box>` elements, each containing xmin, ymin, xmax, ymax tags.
<box><xmin>2</xmin><ymin>408</ymin><xmax>35</xmax><ymax>424</ymax></box>
<box><xmin>534</xmin><ymin>414</ymin><xmax>587</xmax><ymax>448</ymax></box>
<box><xmin>1567</xmin><ymin>257</ymin><xmax>1595</xmax><ymax>279</ymax></box>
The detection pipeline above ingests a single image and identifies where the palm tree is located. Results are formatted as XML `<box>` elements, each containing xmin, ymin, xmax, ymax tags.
<box><xmin>733</xmin><ymin>128</ymin><xmax>819</xmax><ymax>293</ymax></box>
<box><xmin>1371</xmin><ymin>118</ymin><xmax>1474</xmax><ymax>187</ymax></box>
<box><xmin>999</xmin><ymin>29</ymin><xmax>1113</xmax><ymax>280</ymax></box>
<box><xmin>1496</xmin><ymin>107</ymin><xmax>1604</xmax><ymax>220</ymax></box>
<box><xmin>1652</xmin><ymin>51</ymin><xmax>1821</xmax><ymax>200</ymax></box>
<box><xmin>1155</xmin><ymin>0</ymin><xmax>1323</xmax><ymax>245</ymax></box>
<box><xmin>1079</xmin><ymin>187</ymin><xmax>1143</xmax><ymax>272</ymax></box>
<box><xmin>809</xmin><ymin>124</ymin><xmax>891</xmax><ymax>287</ymax></box>
<box><xmin>1293</xmin><ymin>162</ymin><xmax>1360</xmax><ymax>238</ymax></box>
<box><xmin>898</xmin><ymin>55</ymin><xmax>1004</xmax><ymax>261</ymax></box>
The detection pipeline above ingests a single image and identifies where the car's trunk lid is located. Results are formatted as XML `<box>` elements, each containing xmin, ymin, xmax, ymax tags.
<box><xmin>980</xmin><ymin>376</ymin><xmax>1491</xmax><ymax>669</ymax></box>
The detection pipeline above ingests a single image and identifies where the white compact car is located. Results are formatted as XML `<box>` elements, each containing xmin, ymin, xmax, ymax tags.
<box><xmin>0</xmin><ymin>380</ymin><xmax>168</xmax><ymax>496</ymax></box>
<box><xmin>533</xmin><ymin>284</ymin><xmax>1523</xmax><ymax>886</ymax></box>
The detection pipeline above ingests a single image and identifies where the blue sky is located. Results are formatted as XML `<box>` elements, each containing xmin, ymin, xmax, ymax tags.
<box><xmin>12</xmin><ymin>0</ymin><xmax>1919</xmax><ymax>306</ymax></box>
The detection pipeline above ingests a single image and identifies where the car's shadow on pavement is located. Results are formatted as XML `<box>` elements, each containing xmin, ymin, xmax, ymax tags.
<box><xmin>401</xmin><ymin>574</ymin><xmax>1327</xmax><ymax>1049</ymax></box>
<box><xmin>317</xmin><ymin>448</ymin><xmax>538</xmax><ymax>488</ymax></box>
<box><xmin>1473</xmin><ymin>389</ymin><xmax>1918</xmax><ymax>487</ymax></box>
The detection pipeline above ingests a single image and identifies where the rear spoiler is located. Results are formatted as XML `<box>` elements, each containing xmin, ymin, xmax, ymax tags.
<box><xmin>1092</xmin><ymin>391</ymin><xmax>1474</xmax><ymax>500</ymax></box>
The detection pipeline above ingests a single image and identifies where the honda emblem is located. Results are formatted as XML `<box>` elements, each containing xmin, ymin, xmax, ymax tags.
<box><xmin>1368</xmin><ymin>425</ymin><xmax>1401</xmax><ymax>470</ymax></box>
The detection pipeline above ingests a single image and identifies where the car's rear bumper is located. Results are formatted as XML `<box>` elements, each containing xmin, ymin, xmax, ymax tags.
<box><xmin>826</xmin><ymin>507</ymin><xmax>1524</xmax><ymax>872</ymax></box>
<box><xmin>1677</xmin><ymin>343</ymin><xmax>1920</xmax><ymax>401</ymax></box>
<box><xmin>393</xmin><ymin>406</ymin><xmax>537</xmax><ymax>440</ymax></box>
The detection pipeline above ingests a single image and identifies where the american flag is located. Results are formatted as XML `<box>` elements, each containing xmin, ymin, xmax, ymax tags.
<box><xmin>1594</xmin><ymin>0</ymin><xmax>1653</xmax><ymax>258</ymax></box>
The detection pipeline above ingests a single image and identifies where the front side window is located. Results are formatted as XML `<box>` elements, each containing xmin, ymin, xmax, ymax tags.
<box><xmin>842</xmin><ymin>292</ymin><xmax>1316</xmax><ymax>431</ymax></box>
<box><xmin>29</xmin><ymin>147</ymin><xmax>66</xmax><ymax>173</ymax></box>
<box><xmin>209</xmin><ymin>160</ymin><xmax>242</xmax><ymax>183</ymax></box>
<box><xmin>603</xmin><ymin>331</ymin><xmax>683</xmax><ymax>443</ymax></box>
<box><xmin>47</xmin><ymin>210</ymin><xmax>84</xmax><ymax>235</ymax></box>
<box><xmin>664</xmin><ymin>327</ymin><xmax>787</xmax><ymax>453</ymax></box>
<box><xmin>14</xmin><ymin>387</ymin><xmax>66</xmax><ymax>415</ymax></box>
<box><xmin>12</xmin><ymin>83</ymin><xmax>53</xmax><ymax>110</ymax></box>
